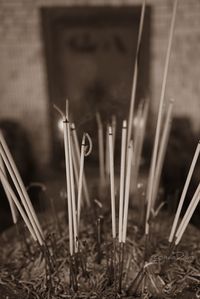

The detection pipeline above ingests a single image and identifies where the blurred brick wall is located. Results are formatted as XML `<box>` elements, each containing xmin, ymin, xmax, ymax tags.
<box><xmin>0</xmin><ymin>0</ymin><xmax>199</xmax><ymax>167</ymax></box>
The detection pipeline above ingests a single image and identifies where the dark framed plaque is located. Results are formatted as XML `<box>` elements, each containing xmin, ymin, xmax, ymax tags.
<box><xmin>41</xmin><ymin>6</ymin><xmax>151</xmax><ymax>166</ymax></box>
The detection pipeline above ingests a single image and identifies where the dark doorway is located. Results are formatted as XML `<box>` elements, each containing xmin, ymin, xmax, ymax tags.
<box><xmin>41</xmin><ymin>6</ymin><xmax>151</xmax><ymax>167</ymax></box>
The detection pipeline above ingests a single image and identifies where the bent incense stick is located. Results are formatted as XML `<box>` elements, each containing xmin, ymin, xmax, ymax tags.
<box><xmin>146</xmin><ymin>0</ymin><xmax>178</xmax><ymax>235</ymax></box>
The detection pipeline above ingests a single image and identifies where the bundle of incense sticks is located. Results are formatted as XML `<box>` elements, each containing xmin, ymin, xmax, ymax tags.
<box><xmin>54</xmin><ymin>102</ymin><xmax>93</xmax><ymax>255</ymax></box>
<box><xmin>0</xmin><ymin>131</ymin><xmax>44</xmax><ymax>246</ymax></box>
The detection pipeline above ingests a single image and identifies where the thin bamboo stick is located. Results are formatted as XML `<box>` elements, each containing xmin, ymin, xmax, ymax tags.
<box><xmin>71</xmin><ymin>126</ymin><xmax>79</xmax><ymax>192</ymax></box>
<box><xmin>118</xmin><ymin>120</ymin><xmax>127</xmax><ymax>243</ymax></box>
<box><xmin>77</xmin><ymin>134</ymin><xmax>86</xmax><ymax>229</ymax></box>
<box><xmin>67</xmin><ymin>120</ymin><xmax>78</xmax><ymax>253</ymax></box>
<box><xmin>105</xmin><ymin>124</ymin><xmax>110</xmax><ymax>180</ymax></box>
<box><xmin>112</xmin><ymin>115</ymin><xmax>117</xmax><ymax>154</ymax></box>
<box><xmin>122</xmin><ymin>140</ymin><xmax>133</xmax><ymax>243</ymax></box>
<box><xmin>63</xmin><ymin>119</ymin><xmax>74</xmax><ymax>256</ymax></box>
<box><xmin>96</xmin><ymin>112</ymin><xmax>105</xmax><ymax>190</ymax></box>
<box><xmin>71</xmin><ymin>123</ymin><xmax>90</xmax><ymax>206</ymax></box>
<box><xmin>65</xmin><ymin>101</ymin><xmax>78</xmax><ymax>253</ymax></box>
<box><xmin>108</xmin><ymin>126</ymin><xmax>116</xmax><ymax>239</ymax></box>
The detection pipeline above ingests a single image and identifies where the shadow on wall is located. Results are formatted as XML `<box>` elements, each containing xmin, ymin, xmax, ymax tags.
<box><xmin>0</xmin><ymin>120</ymin><xmax>46</xmax><ymax>232</ymax></box>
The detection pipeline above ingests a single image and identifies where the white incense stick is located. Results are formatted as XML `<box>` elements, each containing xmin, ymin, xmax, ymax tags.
<box><xmin>127</xmin><ymin>0</ymin><xmax>146</xmax><ymax>145</ymax></box>
<box><xmin>108</xmin><ymin>126</ymin><xmax>116</xmax><ymax>239</ymax></box>
<box><xmin>105</xmin><ymin>124</ymin><xmax>110</xmax><ymax>180</ymax></box>
<box><xmin>131</xmin><ymin>103</ymin><xmax>143</xmax><ymax>192</ymax></box>
<box><xmin>0</xmin><ymin>167</ymin><xmax>38</xmax><ymax>243</ymax></box>
<box><xmin>112</xmin><ymin>115</ymin><xmax>117</xmax><ymax>154</ymax></box>
<box><xmin>151</xmin><ymin>99</ymin><xmax>174</xmax><ymax>207</ymax></box>
<box><xmin>96</xmin><ymin>112</ymin><xmax>105</xmax><ymax>189</ymax></box>
<box><xmin>65</xmin><ymin>100</ymin><xmax>78</xmax><ymax>253</ymax></box>
<box><xmin>0</xmin><ymin>140</ymin><xmax>44</xmax><ymax>242</ymax></box>
<box><xmin>175</xmin><ymin>182</ymin><xmax>200</xmax><ymax>245</ymax></box>
<box><xmin>77</xmin><ymin>134</ymin><xmax>86</xmax><ymax>229</ymax></box>
<box><xmin>0</xmin><ymin>154</ymin><xmax>17</xmax><ymax>224</ymax></box>
<box><xmin>169</xmin><ymin>141</ymin><xmax>200</xmax><ymax>243</ymax></box>
<box><xmin>63</xmin><ymin>119</ymin><xmax>74</xmax><ymax>255</ymax></box>
<box><xmin>71</xmin><ymin>140</ymin><xmax>79</xmax><ymax>191</ymax></box>
<box><xmin>71</xmin><ymin>123</ymin><xmax>90</xmax><ymax>206</ymax></box>
<box><xmin>133</xmin><ymin>100</ymin><xmax>149</xmax><ymax>192</ymax></box>
<box><xmin>122</xmin><ymin>140</ymin><xmax>133</xmax><ymax>243</ymax></box>
<box><xmin>146</xmin><ymin>0</ymin><xmax>178</xmax><ymax>235</ymax></box>
<box><xmin>119</xmin><ymin>120</ymin><xmax>127</xmax><ymax>243</ymax></box>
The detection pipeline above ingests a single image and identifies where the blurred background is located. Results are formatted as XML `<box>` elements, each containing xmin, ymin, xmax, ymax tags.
<box><xmin>0</xmin><ymin>0</ymin><xmax>199</xmax><ymax>231</ymax></box>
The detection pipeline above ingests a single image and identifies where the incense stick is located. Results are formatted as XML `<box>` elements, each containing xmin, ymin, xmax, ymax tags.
<box><xmin>108</xmin><ymin>126</ymin><xmax>116</xmax><ymax>239</ymax></box>
<box><xmin>71</xmin><ymin>123</ymin><xmax>90</xmax><ymax>206</ymax></box>
<box><xmin>112</xmin><ymin>115</ymin><xmax>117</xmax><ymax>154</ymax></box>
<box><xmin>151</xmin><ymin>99</ymin><xmax>174</xmax><ymax>208</ymax></box>
<box><xmin>63</xmin><ymin>118</ymin><xmax>74</xmax><ymax>256</ymax></box>
<box><xmin>96</xmin><ymin>112</ymin><xmax>105</xmax><ymax>190</ymax></box>
<box><xmin>0</xmin><ymin>167</ymin><xmax>39</xmax><ymax>244</ymax></box>
<box><xmin>131</xmin><ymin>102</ymin><xmax>144</xmax><ymax>192</ymax></box>
<box><xmin>127</xmin><ymin>0</ymin><xmax>146</xmax><ymax>145</ymax></box>
<box><xmin>77</xmin><ymin>133</ymin><xmax>86</xmax><ymax>229</ymax></box>
<box><xmin>133</xmin><ymin>100</ymin><xmax>149</xmax><ymax>192</ymax></box>
<box><xmin>169</xmin><ymin>141</ymin><xmax>200</xmax><ymax>243</ymax></box>
<box><xmin>175</xmin><ymin>182</ymin><xmax>200</xmax><ymax>245</ymax></box>
<box><xmin>0</xmin><ymin>153</ymin><xmax>17</xmax><ymax>224</ymax></box>
<box><xmin>118</xmin><ymin>120</ymin><xmax>127</xmax><ymax>243</ymax></box>
<box><xmin>105</xmin><ymin>124</ymin><xmax>110</xmax><ymax>180</ymax></box>
<box><xmin>0</xmin><ymin>140</ymin><xmax>44</xmax><ymax>242</ymax></box>
<box><xmin>71</xmin><ymin>126</ymin><xmax>79</xmax><ymax>192</ymax></box>
<box><xmin>122</xmin><ymin>140</ymin><xmax>133</xmax><ymax>243</ymax></box>
<box><xmin>67</xmin><ymin>116</ymin><xmax>78</xmax><ymax>253</ymax></box>
<box><xmin>146</xmin><ymin>0</ymin><xmax>178</xmax><ymax>235</ymax></box>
